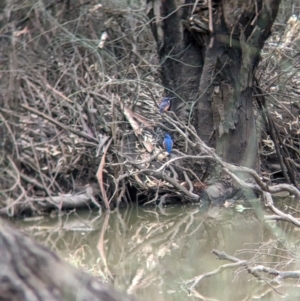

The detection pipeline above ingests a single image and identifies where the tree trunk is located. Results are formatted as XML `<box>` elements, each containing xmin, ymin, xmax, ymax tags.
<box><xmin>0</xmin><ymin>219</ymin><xmax>134</xmax><ymax>301</ymax></box>
<box><xmin>147</xmin><ymin>0</ymin><xmax>281</xmax><ymax>171</ymax></box>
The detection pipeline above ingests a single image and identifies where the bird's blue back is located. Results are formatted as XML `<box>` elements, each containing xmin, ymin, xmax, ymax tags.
<box><xmin>164</xmin><ymin>134</ymin><xmax>173</xmax><ymax>154</ymax></box>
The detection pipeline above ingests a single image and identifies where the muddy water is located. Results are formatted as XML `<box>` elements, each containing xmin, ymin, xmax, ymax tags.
<box><xmin>16</xmin><ymin>204</ymin><xmax>300</xmax><ymax>301</ymax></box>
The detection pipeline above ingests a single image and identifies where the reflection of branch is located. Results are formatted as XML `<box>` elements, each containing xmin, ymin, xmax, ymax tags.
<box><xmin>187</xmin><ymin>259</ymin><xmax>246</xmax><ymax>290</ymax></box>
<box><xmin>265</xmin><ymin>215</ymin><xmax>298</xmax><ymax>222</ymax></box>
<box><xmin>187</xmin><ymin>249</ymin><xmax>300</xmax><ymax>295</ymax></box>
<box><xmin>0</xmin><ymin>219</ymin><xmax>135</xmax><ymax>301</ymax></box>
<box><xmin>97</xmin><ymin>213</ymin><xmax>114</xmax><ymax>280</ymax></box>
<box><xmin>263</xmin><ymin>192</ymin><xmax>300</xmax><ymax>227</ymax></box>
<box><xmin>127</xmin><ymin>210</ymin><xmax>195</xmax><ymax>260</ymax></box>
<box><xmin>127</xmin><ymin>269</ymin><xmax>154</xmax><ymax>295</ymax></box>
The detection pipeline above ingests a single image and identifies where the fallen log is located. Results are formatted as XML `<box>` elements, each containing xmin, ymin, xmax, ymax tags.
<box><xmin>0</xmin><ymin>219</ymin><xmax>134</xmax><ymax>301</ymax></box>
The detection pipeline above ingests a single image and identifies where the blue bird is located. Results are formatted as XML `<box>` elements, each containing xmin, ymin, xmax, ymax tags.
<box><xmin>159</xmin><ymin>97</ymin><xmax>171</xmax><ymax>113</ymax></box>
<box><xmin>163</xmin><ymin>134</ymin><xmax>173</xmax><ymax>154</ymax></box>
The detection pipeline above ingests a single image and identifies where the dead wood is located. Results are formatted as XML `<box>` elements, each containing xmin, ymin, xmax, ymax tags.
<box><xmin>1</xmin><ymin>1</ymin><xmax>300</xmax><ymax>216</ymax></box>
<box><xmin>186</xmin><ymin>248</ymin><xmax>300</xmax><ymax>298</ymax></box>
<box><xmin>0</xmin><ymin>218</ymin><xmax>135</xmax><ymax>301</ymax></box>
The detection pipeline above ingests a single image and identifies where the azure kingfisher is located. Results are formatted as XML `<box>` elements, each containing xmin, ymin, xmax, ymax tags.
<box><xmin>163</xmin><ymin>134</ymin><xmax>173</xmax><ymax>154</ymax></box>
<box><xmin>159</xmin><ymin>97</ymin><xmax>171</xmax><ymax>113</ymax></box>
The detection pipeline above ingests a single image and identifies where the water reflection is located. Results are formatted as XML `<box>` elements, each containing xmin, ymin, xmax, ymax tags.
<box><xmin>16</xmin><ymin>204</ymin><xmax>300</xmax><ymax>301</ymax></box>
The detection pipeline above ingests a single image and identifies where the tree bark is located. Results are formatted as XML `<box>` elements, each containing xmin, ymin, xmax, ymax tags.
<box><xmin>147</xmin><ymin>0</ymin><xmax>204</xmax><ymax>118</ymax></box>
<box><xmin>0</xmin><ymin>219</ymin><xmax>134</xmax><ymax>301</ymax></box>
<box><xmin>147</xmin><ymin>0</ymin><xmax>281</xmax><ymax>171</ymax></box>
